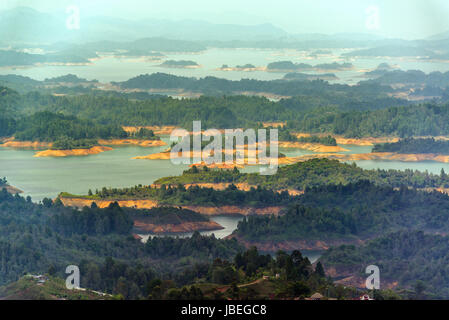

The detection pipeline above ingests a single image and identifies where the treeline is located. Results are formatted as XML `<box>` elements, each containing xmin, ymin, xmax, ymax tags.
<box><xmin>373</xmin><ymin>138</ymin><xmax>449</xmax><ymax>154</ymax></box>
<box><xmin>128</xmin><ymin>206</ymin><xmax>209</xmax><ymax>225</ymax></box>
<box><xmin>13</xmin><ymin>111</ymin><xmax>127</xmax><ymax>142</ymax></box>
<box><xmin>155</xmin><ymin>158</ymin><xmax>449</xmax><ymax>190</ymax></box>
<box><xmin>234</xmin><ymin>180</ymin><xmax>449</xmax><ymax>241</ymax></box>
<box><xmin>67</xmin><ymin>183</ymin><xmax>295</xmax><ymax>207</ymax></box>
<box><xmin>0</xmin><ymin>109</ymin><xmax>157</xmax><ymax>144</ymax></box>
<box><xmin>320</xmin><ymin>231</ymin><xmax>449</xmax><ymax>299</ymax></box>
<box><xmin>114</xmin><ymin>73</ymin><xmax>397</xmax><ymax>104</ymax></box>
<box><xmin>51</xmin><ymin>138</ymin><xmax>98</xmax><ymax>150</ymax></box>
<box><xmin>0</xmin><ymin>84</ymin><xmax>438</xmax><ymax>138</ymax></box>
<box><xmin>4</xmin><ymin>82</ymin><xmax>449</xmax><ymax>138</ymax></box>
<box><xmin>285</xmin><ymin>103</ymin><xmax>449</xmax><ymax>138</ymax></box>
<box><xmin>48</xmin><ymin>202</ymin><xmax>133</xmax><ymax>236</ymax></box>
<box><xmin>0</xmin><ymin>189</ymin><xmax>243</xmax><ymax>299</ymax></box>
<box><xmin>298</xmin><ymin>135</ymin><xmax>337</xmax><ymax>146</ymax></box>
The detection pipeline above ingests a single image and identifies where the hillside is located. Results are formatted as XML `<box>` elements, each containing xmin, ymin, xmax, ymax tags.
<box><xmin>129</xmin><ymin>206</ymin><xmax>224</xmax><ymax>234</ymax></box>
<box><xmin>372</xmin><ymin>138</ymin><xmax>449</xmax><ymax>154</ymax></box>
<box><xmin>0</xmin><ymin>276</ymin><xmax>113</xmax><ymax>300</ymax></box>
<box><xmin>154</xmin><ymin>159</ymin><xmax>449</xmax><ymax>191</ymax></box>
<box><xmin>320</xmin><ymin>231</ymin><xmax>449</xmax><ymax>299</ymax></box>
<box><xmin>232</xmin><ymin>181</ymin><xmax>449</xmax><ymax>249</ymax></box>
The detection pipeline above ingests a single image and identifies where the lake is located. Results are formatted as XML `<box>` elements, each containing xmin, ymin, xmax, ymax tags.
<box><xmin>2</xmin><ymin>46</ymin><xmax>449</xmax><ymax>247</ymax></box>
<box><xmin>2</xmin><ymin>141</ymin><xmax>449</xmax><ymax>241</ymax></box>
<box><xmin>1</xmin><ymin>48</ymin><xmax>449</xmax><ymax>85</ymax></box>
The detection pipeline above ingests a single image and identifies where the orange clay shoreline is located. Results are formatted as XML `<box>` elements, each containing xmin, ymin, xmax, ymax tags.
<box><xmin>34</xmin><ymin>146</ymin><xmax>113</xmax><ymax>157</ymax></box>
<box><xmin>59</xmin><ymin>197</ymin><xmax>284</xmax><ymax>217</ymax></box>
<box><xmin>0</xmin><ymin>138</ymin><xmax>166</xmax><ymax>157</ymax></box>
<box><xmin>133</xmin><ymin>220</ymin><xmax>224</xmax><ymax>234</ymax></box>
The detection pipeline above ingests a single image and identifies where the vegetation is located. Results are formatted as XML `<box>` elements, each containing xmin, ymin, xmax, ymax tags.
<box><xmin>297</xmin><ymin>135</ymin><xmax>337</xmax><ymax>146</ymax></box>
<box><xmin>0</xmin><ymin>188</ymin><xmax>243</xmax><ymax>299</ymax></box>
<box><xmin>13</xmin><ymin>111</ymin><xmax>127</xmax><ymax>142</ymax></box>
<box><xmin>128</xmin><ymin>128</ymin><xmax>159</xmax><ymax>140</ymax></box>
<box><xmin>155</xmin><ymin>158</ymin><xmax>449</xmax><ymax>190</ymax></box>
<box><xmin>320</xmin><ymin>231</ymin><xmax>449</xmax><ymax>299</ymax></box>
<box><xmin>0</xmin><ymin>82</ymin><xmax>432</xmax><ymax>138</ymax></box>
<box><xmin>51</xmin><ymin>138</ymin><xmax>98</xmax><ymax>150</ymax></box>
<box><xmin>61</xmin><ymin>184</ymin><xmax>295</xmax><ymax>207</ymax></box>
<box><xmin>160</xmin><ymin>60</ymin><xmax>199</xmax><ymax>68</ymax></box>
<box><xmin>267</xmin><ymin>61</ymin><xmax>353</xmax><ymax>71</ymax></box>
<box><xmin>0</xmin><ymin>276</ymin><xmax>114</xmax><ymax>300</ymax></box>
<box><xmin>372</xmin><ymin>138</ymin><xmax>449</xmax><ymax>154</ymax></box>
<box><xmin>234</xmin><ymin>181</ymin><xmax>449</xmax><ymax>242</ymax></box>
<box><xmin>128</xmin><ymin>206</ymin><xmax>210</xmax><ymax>225</ymax></box>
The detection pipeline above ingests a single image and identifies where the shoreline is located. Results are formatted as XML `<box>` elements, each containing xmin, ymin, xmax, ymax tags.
<box><xmin>59</xmin><ymin>196</ymin><xmax>284</xmax><ymax>216</ymax></box>
<box><xmin>133</xmin><ymin>220</ymin><xmax>224</xmax><ymax>234</ymax></box>
<box><xmin>1</xmin><ymin>185</ymin><xmax>23</xmax><ymax>195</ymax></box>
<box><xmin>34</xmin><ymin>146</ymin><xmax>113</xmax><ymax>157</ymax></box>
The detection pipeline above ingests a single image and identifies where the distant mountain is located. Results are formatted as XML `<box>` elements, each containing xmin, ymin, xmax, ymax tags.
<box><xmin>427</xmin><ymin>30</ymin><xmax>449</xmax><ymax>41</ymax></box>
<box><xmin>291</xmin><ymin>32</ymin><xmax>384</xmax><ymax>42</ymax></box>
<box><xmin>343</xmin><ymin>45</ymin><xmax>436</xmax><ymax>58</ymax></box>
<box><xmin>0</xmin><ymin>7</ymin><xmax>287</xmax><ymax>43</ymax></box>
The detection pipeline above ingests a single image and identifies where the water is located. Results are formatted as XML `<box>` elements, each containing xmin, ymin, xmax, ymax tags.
<box><xmin>1</xmin><ymin>48</ymin><xmax>448</xmax><ymax>85</ymax></box>
<box><xmin>2</xmin><ymin>48</ymin><xmax>447</xmax><ymax>259</ymax></box>
<box><xmin>3</xmin><ymin>142</ymin><xmax>449</xmax><ymax>259</ymax></box>
<box><xmin>138</xmin><ymin>215</ymin><xmax>244</xmax><ymax>241</ymax></box>
<box><xmin>3</xmin><ymin>142</ymin><xmax>449</xmax><ymax>201</ymax></box>
<box><xmin>0</xmin><ymin>141</ymin><xmax>188</xmax><ymax>202</ymax></box>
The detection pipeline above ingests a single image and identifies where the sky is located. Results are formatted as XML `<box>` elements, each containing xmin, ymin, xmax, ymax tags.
<box><xmin>2</xmin><ymin>0</ymin><xmax>449</xmax><ymax>39</ymax></box>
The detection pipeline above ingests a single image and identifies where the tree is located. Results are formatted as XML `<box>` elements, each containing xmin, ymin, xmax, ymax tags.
<box><xmin>315</xmin><ymin>262</ymin><xmax>325</xmax><ymax>277</ymax></box>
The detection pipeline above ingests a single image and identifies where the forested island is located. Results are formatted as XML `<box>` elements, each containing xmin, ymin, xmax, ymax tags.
<box><xmin>129</xmin><ymin>206</ymin><xmax>224</xmax><ymax>234</ymax></box>
<box><xmin>154</xmin><ymin>159</ymin><xmax>449</xmax><ymax>191</ymax></box>
<box><xmin>218</xmin><ymin>64</ymin><xmax>260</xmax><ymax>71</ymax></box>
<box><xmin>159</xmin><ymin>60</ymin><xmax>200</xmax><ymax>69</ymax></box>
<box><xmin>0</xmin><ymin>110</ymin><xmax>162</xmax><ymax>154</ymax></box>
<box><xmin>372</xmin><ymin>138</ymin><xmax>449</xmax><ymax>154</ymax></box>
<box><xmin>60</xmin><ymin>183</ymin><xmax>295</xmax><ymax>208</ymax></box>
<box><xmin>297</xmin><ymin>135</ymin><xmax>337</xmax><ymax>146</ymax></box>
<box><xmin>283</xmin><ymin>73</ymin><xmax>338</xmax><ymax>81</ymax></box>
<box><xmin>267</xmin><ymin>61</ymin><xmax>354</xmax><ymax>72</ymax></box>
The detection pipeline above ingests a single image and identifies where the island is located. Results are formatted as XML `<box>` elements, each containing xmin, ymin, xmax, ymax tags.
<box><xmin>217</xmin><ymin>64</ymin><xmax>263</xmax><ymax>72</ymax></box>
<box><xmin>267</xmin><ymin>61</ymin><xmax>354</xmax><ymax>73</ymax></box>
<box><xmin>57</xmin><ymin>183</ymin><xmax>290</xmax><ymax>216</ymax></box>
<box><xmin>0</xmin><ymin>112</ymin><xmax>165</xmax><ymax>157</ymax></box>
<box><xmin>159</xmin><ymin>60</ymin><xmax>200</xmax><ymax>69</ymax></box>
<box><xmin>131</xmin><ymin>206</ymin><xmax>224</xmax><ymax>234</ymax></box>
<box><xmin>283</xmin><ymin>72</ymin><xmax>338</xmax><ymax>81</ymax></box>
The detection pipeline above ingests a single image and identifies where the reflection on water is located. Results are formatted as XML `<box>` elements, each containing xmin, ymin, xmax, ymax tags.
<box><xmin>138</xmin><ymin>215</ymin><xmax>244</xmax><ymax>241</ymax></box>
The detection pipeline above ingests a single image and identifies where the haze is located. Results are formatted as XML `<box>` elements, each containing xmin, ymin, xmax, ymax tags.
<box><xmin>1</xmin><ymin>0</ymin><xmax>449</xmax><ymax>40</ymax></box>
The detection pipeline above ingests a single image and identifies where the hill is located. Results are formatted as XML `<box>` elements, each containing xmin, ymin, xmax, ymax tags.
<box><xmin>233</xmin><ymin>181</ymin><xmax>449</xmax><ymax>248</ymax></box>
<box><xmin>320</xmin><ymin>231</ymin><xmax>449</xmax><ymax>299</ymax></box>
<box><xmin>154</xmin><ymin>158</ymin><xmax>449</xmax><ymax>191</ymax></box>
<box><xmin>0</xmin><ymin>276</ymin><xmax>113</xmax><ymax>300</ymax></box>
